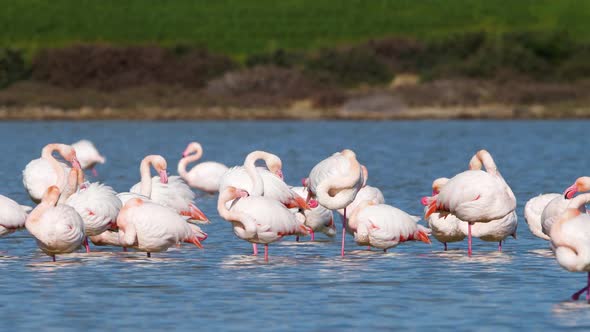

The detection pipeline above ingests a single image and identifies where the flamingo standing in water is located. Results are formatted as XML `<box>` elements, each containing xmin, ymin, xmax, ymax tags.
<box><xmin>129</xmin><ymin>155</ymin><xmax>208</xmax><ymax>223</ymax></box>
<box><xmin>25</xmin><ymin>186</ymin><xmax>85</xmax><ymax>262</ymax></box>
<box><xmin>524</xmin><ymin>193</ymin><xmax>560</xmax><ymax>240</ymax></box>
<box><xmin>291</xmin><ymin>186</ymin><xmax>335</xmax><ymax>240</ymax></box>
<box><xmin>305</xmin><ymin>149</ymin><xmax>363</xmax><ymax>256</ymax></box>
<box><xmin>550</xmin><ymin>193</ymin><xmax>590</xmax><ymax>302</ymax></box>
<box><xmin>23</xmin><ymin>143</ymin><xmax>82</xmax><ymax>203</ymax></box>
<box><xmin>177</xmin><ymin>142</ymin><xmax>228</xmax><ymax>194</ymax></box>
<box><xmin>220</xmin><ymin>151</ymin><xmax>309</xmax><ymax>254</ymax></box>
<box><xmin>422</xmin><ymin>178</ymin><xmax>465</xmax><ymax>250</ymax></box>
<box><xmin>116</xmin><ymin>198</ymin><xmax>204</xmax><ymax>257</ymax></box>
<box><xmin>348</xmin><ymin>201</ymin><xmax>431</xmax><ymax>251</ymax></box>
<box><xmin>0</xmin><ymin>195</ymin><xmax>30</xmax><ymax>236</ymax></box>
<box><xmin>217</xmin><ymin>186</ymin><xmax>310</xmax><ymax>261</ymax></box>
<box><xmin>65</xmin><ymin>168</ymin><xmax>122</xmax><ymax>252</ymax></box>
<box><xmin>425</xmin><ymin>150</ymin><xmax>516</xmax><ymax>257</ymax></box>
<box><xmin>71</xmin><ymin>139</ymin><xmax>105</xmax><ymax>177</ymax></box>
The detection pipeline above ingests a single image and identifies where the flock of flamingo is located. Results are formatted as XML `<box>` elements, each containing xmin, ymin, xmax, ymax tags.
<box><xmin>1</xmin><ymin>141</ymin><xmax>590</xmax><ymax>301</ymax></box>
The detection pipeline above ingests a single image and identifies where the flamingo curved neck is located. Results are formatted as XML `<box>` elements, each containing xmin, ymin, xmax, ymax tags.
<box><xmin>27</xmin><ymin>190</ymin><xmax>60</xmax><ymax>225</ymax></box>
<box><xmin>217</xmin><ymin>192</ymin><xmax>257</xmax><ymax>237</ymax></box>
<box><xmin>139</xmin><ymin>157</ymin><xmax>156</xmax><ymax>197</ymax></box>
<box><xmin>315</xmin><ymin>152</ymin><xmax>362</xmax><ymax>209</ymax></box>
<box><xmin>178</xmin><ymin>144</ymin><xmax>203</xmax><ymax>178</ymax></box>
<box><xmin>59</xmin><ymin>169</ymin><xmax>80</xmax><ymax>203</ymax></box>
<box><xmin>244</xmin><ymin>152</ymin><xmax>270</xmax><ymax>196</ymax></box>
<box><xmin>469</xmin><ymin>150</ymin><xmax>497</xmax><ymax>175</ymax></box>
<box><xmin>41</xmin><ymin>144</ymin><xmax>67</xmax><ymax>190</ymax></box>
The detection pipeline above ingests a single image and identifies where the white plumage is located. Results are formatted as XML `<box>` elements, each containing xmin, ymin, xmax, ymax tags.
<box><xmin>71</xmin><ymin>139</ymin><xmax>105</xmax><ymax>170</ymax></box>
<box><xmin>66</xmin><ymin>182</ymin><xmax>122</xmax><ymax>236</ymax></box>
<box><xmin>291</xmin><ymin>186</ymin><xmax>335</xmax><ymax>238</ymax></box>
<box><xmin>524</xmin><ymin>193</ymin><xmax>560</xmax><ymax>240</ymax></box>
<box><xmin>541</xmin><ymin>196</ymin><xmax>585</xmax><ymax>238</ymax></box>
<box><xmin>0</xmin><ymin>195</ymin><xmax>29</xmax><ymax>236</ymax></box>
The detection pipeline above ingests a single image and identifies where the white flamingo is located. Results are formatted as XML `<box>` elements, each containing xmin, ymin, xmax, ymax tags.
<box><xmin>0</xmin><ymin>195</ymin><xmax>30</xmax><ymax>236</ymax></box>
<box><xmin>64</xmin><ymin>168</ymin><xmax>122</xmax><ymax>252</ymax></box>
<box><xmin>348</xmin><ymin>201</ymin><xmax>431</xmax><ymax>251</ymax></box>
<box><xmin>129</xmin><ymin>155</ymin><xmax>208</xmax><ymax>222</ymax></box>
<box><xmin>524</xmin><ymin>193</ymin><xmax>560</xmax><ymax>240</ymax></box>
<box><xmin>422</xmin><ymin>178</ymin><xmax>465</xmax><ymax>250</ymax></box>
<box><xmin>23</xmin><ymin>143</ymin><xmax>81</xmax><ymax>203</ymax></box>
<box><xmin>71</xmin><ymin>139</ymin><xmax>105</xmax><ymax>176</ymax></box>
<box><xmin>177</xmin><ymin>142</ymin><xmax>228</xmax><ymax>193</ymax></box>
<box><xmin>425</xmin><ymin>150</ymin><xmax>516</xmax><ymax>257</ymax></box>
<box><xmin>217</xmin><ymin>186</ymin><xmax>310</xmax><ymax>261</ymax></box>
<box><xmin>25</xmin><ymin>186</ymin><xmax>85</xmax><ymax>261</ymax></box>
<box><xmin>550</xmin><ymin>193</ymin><xmax>590</xmax><ymax>302</ymax></box>
<box><xmin>291</xmin><ymin>186</ymin><xmax>335</xmax><ymax>240</ymax></box>
<box><xmin>305</xmin><ymin>149</ymin><xmax>363</xmax><ymax>256</ymax></box>
<box><xmin>116</xmin><ymin>198</ymin><xmax>204</xmax><ymax>257</ymax></box>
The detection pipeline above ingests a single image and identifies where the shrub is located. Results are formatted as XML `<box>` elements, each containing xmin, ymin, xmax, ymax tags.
<box><xmin>0</xmin><ymin>48</ymin><xmax>29</xmax><ymax>88</ymax></box>
<box><xmin>245</xmin><ymin>49</ymin><xmax>305</xmax><ymax>68</ymax></box>
<box><xmin>304</xmin><ymin>47</ymin><xmax>393</xmax><ymax>87</ymax></box>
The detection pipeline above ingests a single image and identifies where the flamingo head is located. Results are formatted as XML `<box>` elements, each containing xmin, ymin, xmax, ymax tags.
<box><xmin>226</xmin><ymin>186</ymin><xmax>249</xmax><ymax>200</ymax></box>
<box><xmin>431</xmin><ymin>177</ymin><xmax>449</xmax><ymax>196</ymax></box>
<box><xmin>267</xmin><ymin>155</ymin><xmax>283</xmax><ymax>180</ymax></box>
<box><xmin>564</xmin><ymin>177</ymin><xmax>590</xmax><ymax>199</ymax></box>
<box><xmin>421</xmin><ymin>196</ymin><xmax>430</xmax><ymax>206</ymax></box>
<box><xmin>152</xmin><ymin>156</ymin><xmax>168</xmax><ymax>184</ymax></box>
<box><xmin>62</xmin><ymin>145</ymin><xmax>82</xmax><ymax>170</ymax></box>
<box><xmin>301</xmin><ymin>177</ymin><xmax>309</xmax><ymax>187</ymax></box>
<box><xmin>182</xmin><ymin>142</ymin><xmax>202</xmax><ymax>158</ymax></box>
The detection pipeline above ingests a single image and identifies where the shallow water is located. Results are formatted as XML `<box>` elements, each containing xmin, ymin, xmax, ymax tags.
<box><xmin>0</xmin><ymin>120</ymin><xmax>588</xmax><ymax>331</ymax></box>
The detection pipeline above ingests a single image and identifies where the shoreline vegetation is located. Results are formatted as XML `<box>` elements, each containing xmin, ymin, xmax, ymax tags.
<box><xmin>2</xmin><ymin>1</ymin><xmax>590</xmax><ymax>120</ymax></box>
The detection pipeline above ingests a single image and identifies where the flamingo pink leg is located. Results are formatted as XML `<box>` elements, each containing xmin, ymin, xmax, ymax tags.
<box><xmin>147</xmin><ymin>252</ymin><xmax>151</xmax><ymax>258</ymax></box>
<box><xmin>264</xmin><ymin>244</ymin><xmax>269</xmax><ymax>262</ymax></box>
<box><xmin>91</xmin><ymin>168</ymin><xmax>98</xmax><ymax>177</ymax></box>
<box><xmin>252</xmin><ymin>243</ymin><xmax>258</xmax><ymax>256</ymax></box>
<box><xmin>296</xmin><ymin>236</ymin><xmax>300</xmax><ymax>242</ymax></box>
<box><xmin>574</xmin><ymin>273</ymin><xmax>590</xmax><ymax>301</ymax></box>
<box><xmin>498</xmin><ymin>241</ymin><xmax>502</xmax><ymax>252</ymax></box>
<box><xmin>123</xmin><ymin>247</ymin><xmax>127</xmax><ymax>252</ymax></box>
<box><xmin>52</xmin><ymin>255</ymin><xmax>56</xmax><ymax>262</ymax></box>
<box><xmin>468</xmin><ymin>222</ymin><xmax>473</xmax><ymax>257</ymax></box>
<box><xmin>310</xmin><ymin>230</ymin><xmax>315</xmax><ymax>241</ymax></box>
<box><xmin>341</xmin><ymin>207</ymin><xmax>347</xmax><ymax>257</ymax></box>
<box><xmin>444</xmin><ymin>242</ymin><xmax>448</xmax><ymax>251</ymax></box>
<box><xmin>367</xmin><ymin>246</ymin><xmax>371</xmax><ymax>251</ymax></box>
<box><xmin>84</xmin><ymin>237</ymin><xmax>90</xmax><ymax>253</ymax></box>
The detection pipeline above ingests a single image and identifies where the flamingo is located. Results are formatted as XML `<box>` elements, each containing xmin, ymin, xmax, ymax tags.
<box><xmin>336</xmin><ymin>165</ymin><xmax>385</xmax><ymax>220</ymax></box>
<box><xmin>305</xmin><ymin>149</ymin><xmax>363</xmax><ymax>256</ymax></box>
<box><xmin>422</xmin><ymin>178</ymin><xmax>465</xmax><ymax>250</ymax></box>
<box><xmin>217</xmin><ymin>186</ymin><xmax>310</xmax><ymax>261</ymax></box>
<box><xmin>23</xmin><ymin>143</ymin><xmax>82</xmax><ymax>203</ymax></box>
<box><xmin>219</xmin><ymin>151</ymin><xmax>308</xmax><ymax>210</ymax></box>
<box><xmin>65</xmin><ymin>168</ymin><xmax>122</xmax><ymax>253</ymax></box>
<box><xmin>291</xmin><ymin>186</ymin><xmax>336</xmax><ymax>240</ymax></box>
<box><xmin>71</xmin><ymin>139</ymin><xmax>105</xmax><ymax>177</ymax></box>
<box><xmin>116</xmin><ymin>198</ymin><xmax>204</xmax><ymax>257</ymax></box>
<box><xmin>0</xmin><ymin>195</ymin><xmax>30</xmax><ymax>236</ymax></box>
<box><xmin>425</xmin><ymin>150</ymin><xmax>516</xmax><ymax>257</ymax></box>
<box><xmin>550</xmin><ymin>193</ymin><xmax>590</xmax><ymax>302</ymax></box>
<box><xmin>541</xmin><ymin>196</ymin><xmax>585</xmax><ymax>239</ymax></box>
<box><xmin>348</xmin><ymin>201</ymin><xmax>431</xmax><ymax>251</ymax></box>
<box><xmin>25</xmin><ymin>186</ymin><xmax>85</xmax><ymax>262</ymax></box>
<box><xmin>177</xmin><ymin>142</ymin><xmax>229</xmax><ymax>193</ymax></box>
<box><xmin>524</xmin><ymin>193</ymin><xmax>560</xmax><ymax>240</ymax></box>
<box><xmin>129</xmin><ymin>155</ymin><xmax>208</xmax><ymax>223</ymax></box>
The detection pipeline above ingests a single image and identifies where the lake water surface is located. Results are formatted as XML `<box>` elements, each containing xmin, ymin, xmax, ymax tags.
<box><xmin>0</xmin><ymin>120</ymin><xmax>588</xmax><ymax>331</ymax></box>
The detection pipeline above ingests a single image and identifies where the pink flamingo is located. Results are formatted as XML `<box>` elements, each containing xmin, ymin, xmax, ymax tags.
<box><xmin>23</xmin><ymin>143</ymin><xmax>82</xmax><ymax>203</ymax></box>
<box><xmin>305</xmin><ymin>149</ymin><xmax>363</xmax><ymax>256</ymax></box>
<box><xmin>550</xmin><ymin>193</ymin><xmax>590</xmax><ymax>302</ymax></box>
<box><xmin>0</xmin><ymin>195</ymin><xmax>30</xmax><ymax>237</ymax></box>
<box><xmin>177</xmin><ymin>142</ymin><xmax>229</xmax><ymax>194</ymax></box>
<box><xmin>425</xmin><ymin>150</ymin><xmax>516</xmax><ymax>257</ymax></box>
<box><xmin>25</xmin><ymin>186</ymin><xmax>85</xmax><ymax>262</ymax></box>
<box><xmin>217</xmin><ymin>186</ymin><xmax>310</xmax><ymax>261</ymax></box>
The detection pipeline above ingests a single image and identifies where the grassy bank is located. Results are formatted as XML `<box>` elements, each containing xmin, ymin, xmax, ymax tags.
<box><xmin>1</xmin><ymin>0</ymin><xmax>590</xmax><ymax>57</ymax></box>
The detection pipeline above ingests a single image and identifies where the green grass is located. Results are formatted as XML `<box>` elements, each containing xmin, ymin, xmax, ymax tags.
<box><xmin>1</xmin><ymin>0</ymin><xmax>589</xmax><ymax>57</ymax></box>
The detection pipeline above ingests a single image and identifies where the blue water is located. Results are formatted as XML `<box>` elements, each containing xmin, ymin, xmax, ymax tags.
<box><xmin>0</xmin><ymin>120</ymin><xmax>589</xmax><ymax>331</ymax></box>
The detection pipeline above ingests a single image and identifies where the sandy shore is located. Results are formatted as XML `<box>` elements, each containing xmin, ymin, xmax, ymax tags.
<box><xmin>2</xmin><ymin>103</ymin><xmax>590</xmax><ymax>120</ymax></box>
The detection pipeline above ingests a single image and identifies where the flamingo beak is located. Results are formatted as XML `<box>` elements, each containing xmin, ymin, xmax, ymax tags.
<box><xmin>301</xmin><ymin>178</ymin><xmax>308</xmax><ymax>187</ymax></box>
<box><xmin>309</xmin><ymin>199</ymin><xmax>319</xmax><ymax>208</ymax></box>
<box><xmin>421</xmin><ymin>196</ymin><xmax>430</xmax><ymax>206</ymax></box>
<box><xmin>72</xmin><ymin>157</ymin><xmax>82</xmax><ymax>170</ymax></box>
<box><xmin>276</xmin><ymin>169</ymin><xmax>284</xmax><ymax>180</ymax></box>
<box><xmin>190</xmin><ymin>205</ymin><xmax>208</xmax><ymax>222</ymax></box>
<box><xmin>236</xmin><ymin>189</ymin><xmax>249</xmax><ymax>198</ymax></box>
<box><xmin>564</xmin><ymin>184</ymin><xmax>578</xmax><ymax>199</ymax></box>
<box><xmin>159</xmin><ymin>170</ymin><xmax>168</xmax><ymax>184</ymax></box>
